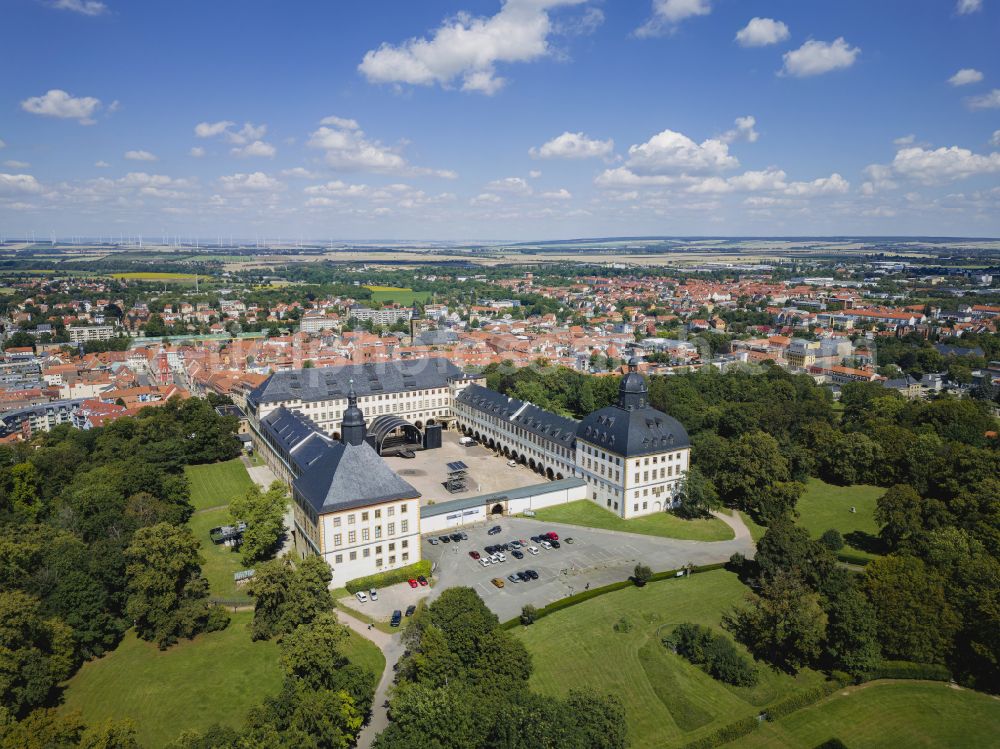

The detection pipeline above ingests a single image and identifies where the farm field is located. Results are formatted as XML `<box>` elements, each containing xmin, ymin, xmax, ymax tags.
<box><xmin>111</xmin><ymin>271</ymin><xmax>200</xmax><ymax>282</ymax></box>
<box><xmin>795</xmin><ymin>479</ymin><xmax>883</xmax><ymax>561</ymax></box>
<box><xmin>517</xmin><ymin>569</ymin><xmax>828</xmax><ymax>748</ymax></box>
<box><xmin>529</xmin><ymin>499</ymin><xmax>733</xmax><ymax>541</ymax></box>
<box><xmin>364</xmin><ymin>285</ymin><xmax>432</xmax><ymax>305</ymax></box>
<box><xmin>60</xmin><ymin>611</ymin><xmax>385</xmax><ymax>748</ymax></box>
<box><xmin>184</xmin><ymin>459</ymin><xmax>257</xmax><ymax>602</ymax></box>
<box><xmin>731</xmin><ymin>680</ymin><xmax>1000</xmax><ymax>748</ymax></box>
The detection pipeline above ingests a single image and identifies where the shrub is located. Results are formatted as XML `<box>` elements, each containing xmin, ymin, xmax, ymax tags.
<box><xmin>814</xmin><ymin>740</ymin><xmax>849</xmax><ymax>749</ymax></box>
<box><xmin>633</xmin><ymin>563</ymin><xmax>652</xmax><ymax>586</ymax></box>
<box><xmin>680</xmin><ymin>715</ymin><xmax>759</xmax><ymax>749</ymax></box>
<box><xmin>727</xmin><ymin>552</ymin><xmax>746</xmax><ymax>572</ymax></box>
<box><xmin>344</xmin><ymin>560</ymin><xmax>431</xmax><ymax>594</ymax></box>
<box><xmin>520</xmin><ymin>604</ymin><xmax>537</xmax><ymax>626</ymax></box>
<box><xmin>665</xmin><ymin>623</ymin><xmax>758</xmax><ymax>687</ymax></box>
<box><xmin>613</xmin><ymin>616</ymin><xmax>633</xmax><ymax>633</ymax></box>
<box><xmin>820</xmin><ymin>529</ymin><xmax>844</xmax><ymax>552</ymax></box>
<box><xmin>858</xmin><ymin>660</ymin><xmax>951</xmax><ymax>683</ymax></box>
<box><xmin>763</xmin><ymin>681</ymin><xmax>840</xmax><ymax>721</ymax></box>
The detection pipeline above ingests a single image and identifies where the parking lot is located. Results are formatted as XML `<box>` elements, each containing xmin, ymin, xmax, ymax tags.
<box><xmin>382</xmin><ymin>430</ymin><xmax>543</xmax><ymax>505</ymax></box>
<box><xmin>336</xmin><ymin>578</ymin><xmax>430</xmax><ymax>622</ymax></box>
<box><xmin>421</xmin><ymin>514</ymin><xmax>753</xmax><ymax>622</ymax></box>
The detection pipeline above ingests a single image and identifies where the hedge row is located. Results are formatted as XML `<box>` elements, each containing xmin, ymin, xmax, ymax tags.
<box><xmin>762</xmin><ymin>680</ymin><xmax>843</xmax><ymax>721</ymax></box>
<box><xmin>679</xmin><ymin>715</ymin><xmax>760</xmax><ymax>749</ymax></box>
<box><xmin>858</xmin><ymin>660</ymin><xmax>951</xmax><ymax>683</ymax></box>
<box><xmin>345</xmin><ymin>559</ymin><xmax>432</xmax><ymax>594</ymax></box>
<box><xmin>502</xmin><ymin>563</ymin><xmax>727</xmax><ymax>629</ymax></box>
<box><xmin>836</xmin><ymin>551</ymin><xmax>873</xmax><ymax>566</ymax></box>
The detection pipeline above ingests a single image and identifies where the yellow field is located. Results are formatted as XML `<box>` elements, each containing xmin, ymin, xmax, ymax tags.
<box><xmin>364</xmin><ymin>285</ymin><xmax>410</xmax><ymax>292</ymax></box>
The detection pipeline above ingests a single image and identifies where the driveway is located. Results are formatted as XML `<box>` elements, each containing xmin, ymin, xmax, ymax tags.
<box><xmin>420</xmin><ymin>513</ymin><xmax>753</xmax><ymax>622</ymax></box>
<box><xmin>337</xmin><ymin>580</ymin><xmax>430</xmax><ymax>621</ymax></box>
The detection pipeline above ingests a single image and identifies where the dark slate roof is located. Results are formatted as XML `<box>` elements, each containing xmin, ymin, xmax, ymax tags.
<box><xmin>576</xmin><ymin>404</ymin><xmax>690</xmax><ymax>457</ymax></box>
<box><xmin>456</xmin><ymin>384</ymin><xmax>578</xmax><ymax>448</ymax></box>
<box><xmin>248</xmin><ymin>357</ymin><xmax>467</xmax><ymax>407</ymax></box>
<box><xmin>293</xmin><ymin>442</ymin><xmax>419</xmax><ymax>515</ymax></box>
<box><xmin>260</xmin><ymin>407</ymin><xmax>336</xmax><ymax>475</ymax></box>
<box><xmin>420</xmin><ymin>478</ymin><xmax>587</xmax><ymax>518</ymax></box>
<box><xmin>935</xmin><ymin>343</ymin><xmax>985</xmax><ymax>358</ymax></box>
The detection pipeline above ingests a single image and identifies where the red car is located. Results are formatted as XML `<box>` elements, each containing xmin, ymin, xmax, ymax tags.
<box><xmin>407</xmin><ymin>579</ymin><xmax>418</xmax><ymax>588</ymax></box>
<box><xmin>546</xmin><ymin>531</ymin><xmax>559</xmax><ymax>541</ymax></box>
<box><xmin>469</xmin><ymin>550</ymin><xmax>481</xmax><ymax>560</ymax></box>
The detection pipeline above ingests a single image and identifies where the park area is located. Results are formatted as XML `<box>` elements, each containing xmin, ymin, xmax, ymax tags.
<box><xmin>184</xmin><ymin>458</ymin><xmax>257</xmax><ymax>603</ymax></box>
<box><xmin>364</xmin><ymin>285</ymin><xmax>431</xmax><ymax>305</ymax></box>
<box><xmin>517</xmin><ymin>569</ymin><xmax>828</xmax><ymax>748</ymax></box>
<box><xmin>529</xmin><ymin>499</ymin><xmax>734</xmax><ymax>541</ymax></box>
<box><xmin>731</xmin><ymin>681</ymin><xmax>1000</xmax><ymax>748</ymax></box>
<box><xmin>60</xmin><ymin>611</ymin><xmax>385</xmax><ymax>748</ymax></box>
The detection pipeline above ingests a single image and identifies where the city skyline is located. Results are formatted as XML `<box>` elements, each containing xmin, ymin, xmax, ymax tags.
<box><xmin>3</xmin><ymin>0</ymin><xmax>999</xmax><ymax>239</ymax></box>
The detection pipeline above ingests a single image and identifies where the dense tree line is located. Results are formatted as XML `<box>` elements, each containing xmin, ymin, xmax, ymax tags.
<box><xmin>374</xmin><ymin>587</ymin><xmax>627</xmax><ymax>749</ymax></box>
<box><xmin>0</xmin><ymin>397</ymin><xmax>240</xmax><ymax>730</ymax></box>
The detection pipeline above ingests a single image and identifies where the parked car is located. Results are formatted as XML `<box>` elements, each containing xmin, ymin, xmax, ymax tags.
<box><xmin>469</xmin><ymin>550</ymin><xmax>481</xmax><ymax>560</ymax></box>
<box><xmin>417</xmin><ymin>575</ymin><xmax>428</xmax><ymax>586</ymax></box>
<box><xmin>550</xmin><ymin>539</ymin><xmax>561</xmax><ymax>549</ymax></box>
<box><xmin>546</xmin><ymin>531</ymin><xmax>559</xmax><ymax>541</ymax></box>
<box><xmin>540</xmin><ymin>540</ymin><xmax>552</xmax><ymax>549</ymax></box>
<box><xmin>512</xmin><ymin>549</ymin><xmax>524</xmax><ymax>559</ymax></box>
<box><xmin>527</xmin><ymin>546</ymin><xmax>539</xmax><ymax>555</ymax></box>
<box><xmin>428</xmin><ymin>537</ymin><xmax>439</xmax><ymax>545</ymax></box>
<box><xmin>488</xmin><ymin>525</ymin><xmax>502</xmax><ymax>535</ymax></box>
<box><xmin>391</xmin><ymin>610</ymin><xmax>402</xmax><ymax>627</ymax></box>
<box><xmin>369</xmin><ymin>588</ymin><xmax>378</xmax><ymax>601</ymax></box>
<box><xmin>496</xmin><ymin>552</ymin><xmax>507</xmax><ymax>562</ymax></box>
<box><xmin>405</xmin><ymin>605</ymin><xmax>416</xmax><ymax>617</ymax></box>
<box><xmin>459</xmin><ymin>532</ymin><xmax>469</xmax><ymax>540</ymax></box>
<box><xmin>506</xmin><ymin>459</ymin><xmax>517</xmax><ymax>467</ymax></box>
<box><xmin>525</xmin><ymin>569</ymin><xmax>539</xmax><ymax>580</ymax></box>
<box><xmin>507</xmin><ymin>574</ymin><xmax>520</xmax><ymax>583</ymax></box>
<box><xmin>459</xmin><ymin>436</ymin><xmax>476</xmax><ymax>446</ymax></box>
<box><xmin>439</xmin><ymin>535</ymin><xmax>451</xmax><ymax>543</ymax></box>
<box><xmin>479</xmin><ymin>558</ymin><xmax>490</xmax><ymax>567</ymax></box>
<box><xmin>565</xmin><ymin>537</ymin><xmax>575</xmax><ymax>544</ymax></box>
<box><xmin>355</xmin><ymin>591</ymin><xmax>367</xmax><ymax>603</ymax></box>
<box><xmin>397</xmin><ymin>449</ymin><xmax>415</xmax><ymax>459</ymax></box>
<box><xmin>449</xmin><ymin>533</ymin><xmax>462</xmax><ymax>542</ymax></box>
<box><xmin>491</xmin><ymin>577</ymin><xmax>505</xmax><ymax>588</ymax></box>
<box><xmin>407</xmin><ymin>579</ymin><xmax>418</xmax><ymax>588</ymax></box>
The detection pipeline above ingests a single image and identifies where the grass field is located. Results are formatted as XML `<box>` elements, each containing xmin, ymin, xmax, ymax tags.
<box><xmin>795</xmin><ymin>479</ymin><xmax>883</xmax><ymax>560</ymax></box>
<box><xmin>184</xmin><ymin>459</ymin><xmax>257</xmax><ymax>602</ymax></box>
<box><xmin>60</xmin><ymin>611</ymin><xmax>385</xmax><ymax>748</ymax></box>
<box><xmin>529</xmin><ymin>500</ymin><xmax>733</xmax><ymax>541</ymax></box>
<box><xmin>732</xmin><ymin>681</ymin><xmax>1000</xmax><ymax>748</ymax></box>
<box><xmin>364</xmin><ymin>285</ymin><xmax>432</xmax><ymax>305</ymax></box>
<box><xmin>517</xmin><ymin>569</ymin><xmax>828</xmax><ymax>748</ymax></box>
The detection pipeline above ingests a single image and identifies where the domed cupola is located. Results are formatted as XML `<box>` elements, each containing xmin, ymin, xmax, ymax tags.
<box><xmin>341</xmin><ymin>379</ymin><xmax>367</xmax><ymax>446</ymax></box>
<box><xmin>618</xmin><ymin>356</ymin><xmax>648</xmax><ymax>410</ymax></box>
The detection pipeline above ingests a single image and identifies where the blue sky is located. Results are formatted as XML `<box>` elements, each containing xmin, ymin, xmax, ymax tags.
<box><xmin>2</xmin><ymin>0</ymin><xmax>999</xmax><ymax>240</ymax></box>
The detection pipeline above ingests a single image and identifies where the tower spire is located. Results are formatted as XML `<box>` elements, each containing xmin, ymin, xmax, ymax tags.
<box><xmin>341</xmin><ymin>378</ymin><xmax>367</xmax><ymax>446</ymax></box>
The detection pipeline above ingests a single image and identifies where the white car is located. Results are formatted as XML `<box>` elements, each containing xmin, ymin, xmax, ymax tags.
<box><xmin>496</xmin><ymin>552</ymin><xmax>507</xmax><ymax>562</ymax></box>
<box><xmin>369</xmin><ymin>589</ymin><xmax>378</xmax><ymax>601</ymax></box>
<box><xmin>506</xmin><ymin>460</ymin><xmax>517</xmax><ymax>467</ymax></box>
<box><xmin>527</xmin><ymin>546</ymin><xmax>539</xmax><ymax>555</ymax></box>
<box><xmin>479</xmin><ymin>558</ymin><xmax>490</xmax><ymax>567</ymax></box>
<box><xmin>355</xmin><ymin>591</ymin><xmax>367</xmax><ymax>603</ymax></box>
<box><xmin>540</xmin><ymin>540</ymin><xmax>552</xmax><ymax>549</ymax></box>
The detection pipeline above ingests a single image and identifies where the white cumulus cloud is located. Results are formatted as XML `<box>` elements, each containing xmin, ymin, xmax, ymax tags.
<box><xmin>124</xmin><ymin>150</ymin><xmax>157</xmax><ymax>162</ymax></box>
<box><xmin>530</xmin><ymin>131</ymin><xmax>614</xmax><ymax>159</ymax></box>
<box><xmin>219</xmin><ymin>172</ymin><xmax>284</xmax><ymax>192</ymax></box>
<box><xmin>966</xmin><ymin>89</ymin><xmax>1000</xmax><ymax>110</ymax></box>
<box><xmin>540</xmin><ymin>188</ymin><xmax>572</xmax><ymax>200</ymax></box>
<box><xmin>720</xmin><ymin>115</ymin><xmax>759</xmax><ymax>144</ymax></box>
<box><xmin>636</xmin><ymin>0</ymin><xmax>711</xmax><ymax>37</ymax></box>
<box><xmin>307</xmin><ymin>117</ymin><xmax>454</xmax><ymax>177</ymax></box>
<box><xmin>957</xmin><ymin>0</ymin><xmax>982</xmax><ymax>14</ymax></box>
<box><xmin>949</xmin><ymin>68</ymin><xmax>984</xmax><ymax>86</ymax></box>
<box><xmin>624</xmin><ymin>129</ymin><xmax>738</xmax><ymax>175</ymax></box>
<box><xmin>189</xmin><ymin>147</ymin><xmax>205</xmax><ymax>158</ymax></box>
<box><xmin>991</xmin><ymin>130</ymin><xmax>1000</xmax><ymax>147</ymax></box>
<box><xmin>0</xmin><ymin>173</ymin><xmax>44</xmax><ymax>194</ymax></box>
<box><xmin>51</xmin><ymin>0</ymin><xmax>107</xmax><ymax>16</ymax></box>
<box><xmin>735</xmin><ymin>17</ymin><xmax>789</xmax><ymax>47</ymax></box>
<box><xmin>781</xmin><ymin>38</ymin><xmax>860</xmax><ymax>78</ymax></box>
<box><xmin>4</xmin><ymin>160</ymin><xmax>31</xmax><ymax>169</ymax></box>
<box><xmin>21</xmin><ymin>89</ymin><xmax>103</xmax><ymax>124</ymax></box>
<box><xmin>320</xmin><ymin>115</ymin><xmax>360</xmax><ymax>130</ymax></box>
<box><xmin>94</xmin><ymin>160</ymin><xmax>110</xmax><ymax>168</ymax></box>
<box><xmin>231</xmin><ymin>140</ymin><xmax>276</xmax><ymax>158</ymax></box>
<box><xmin>892</xmin><ymin>145</ymin><xmax>1000</xmax><ymax>183</ymax></box>
<box><xmin>358</xmin><ymin>0</ymin><xmax>587</xmax><ymax>95</ymax></box>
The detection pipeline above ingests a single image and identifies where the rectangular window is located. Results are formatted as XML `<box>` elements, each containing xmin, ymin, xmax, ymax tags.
<box><xmin>348</xmin><ymin>514</ymin><xmax>355</xmax><ymax>525</ymax></box>
<box><xmin>361</xmin><ymin>511</ymin><xmax>369</xmax><ymax>522</ymax></box>
<box><xmin>633</xmin><ymin>503</ymin><xmax>638</xmax><ymax>512</ymax></box>
<box><xmin>362</xmin><ymin>528</ymin><xmax>370</xmax><ymax>541</ymax></box>
<box><xmin>388</xmin><ymin>522</ymin><xmax>395</xmax><ymax>536</ymax></box>
<box><xmin>334</xmin><ymin>534</ymin><xmax>342</xmax><ymax>546</ymax></box>
<box><xmin>388</xmin><ymin>506</ymin><xmax>395</xmax><ymax>517</ymax></box>
<box><xmin>348</xmin><ymin>530</ymin><xmax>356</xmax><ymax>544</ymax></box>
<box><xmin>402</xmin><ymin>552</ymin><xmax>409</xmax><ymax>562</ymax></box>
<box><xmin>363</xmin><ymin>548</ymin><xmax>370</xmax><ymax>558</ymax></box>
<box><xmin>376</xmin><ymin>558</ymin><xmax>383</xmax><ymax>567</ymax></box>
<box><xmin>389</xmin><ymin>556</ymin><xmax>396</xmax><ymax>565</ymax></box>
<box><xmin>333</xmin><ymin>517</ymin><xmax>341</xmax><ymax>527</ymax></box>
<box><xmin>401</xmin><ymin>503</ymin><xmax>408</xmax><ymax>514</ymax></box>
<box><xmin>335</xmin><ymin>554</ymin><xmax>343</xmax><ymax>564</ymax></box>
<box><xmin>375</xmin><ymin>526</ymin><xmax>382</xmax><ymax>539</ymax></box>
<box><xmin>374</xmin><ymin>509</ymin><xmax>381</xmax><ymax>519</ymax></box>
<box><xmin>402</xmin><ymin>539</ymin><xmax>408</xmax><ymax>549</ymax></box>
<box><xmin>376</xmin><ymin>545</ymin><xmax>383</xmax><ymax>554</ymax></box>
<box><xmin>389</xmin><ymin>542</ymin><xmax>396</xmax><ymax>551</ymax></box>
<box><xmin>349</xmin><ymin>551</ymin><xmax>357</xmax><ymax>561</ymax></box>
<box><xmin>401</xmin><ymin>520</ymin><xmax>408</xmax><ymax>533</ymax></box>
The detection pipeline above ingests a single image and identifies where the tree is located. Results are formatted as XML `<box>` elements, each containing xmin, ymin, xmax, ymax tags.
<box><xmin>724</xmin><ymin>570</ymin><xmax>827</xmax><ymax>673</ymax></box>
<box><xmin>864</xmin><ymin>554</ymin><xmax>959</xmax><ymax>664</ymax></box>
<box><xmin>9</xmin><ymin>463</ymin><xmax>42</xmax><ymax>521</ymax></box>
<box><xmin>714</xmin><ymin>431</ymin><xmax>800</xmax><ymax>523</ymax></box>
<box><xmin>820</xmin><ymin>529</ymin><xmax>844</xmax><ymax>552</ymax></box>
<box><xmin>278</xmin><ymin>614</ymin><xmax>350</xmax><ymax>691</ymax></box>
<box><xmin>823</xmin><ymin>586</ymin><xmax>881</xmax><ymax>675</ymax></box>
<box><xmin>0</xmin><ymin>591</ymin><xmax>74</xmax><ymax>716</ymax></box>
<box><xmin>279</xmin><ymin>555</ymin><xmax>334</xmax><ymax>633</ymax></box>
<box><xmin>875</xmin><ymin>484</ymin><xmax>925</xmax><ymax>551</ymax></box>
<box><xmin>78</xmin><ymin>718</ymin><xmax>141</xmax><ymax>749</ymax></box>
<box><xmin>248</xmin><ymin>558</ymin><xmax>294</xmax><ymax>641</ymax></box>
<box><xmin>520</xmin><ymin>604</ymin><xmax>538</xmax><ymax>626</ymax></box>
<box><xmin>674</xmin><ymin>467</ymin><xmax>720</xmax><ymax>519</ymax></box>
<box><xmin>755</xmin><ymin>517</ymin><xmax>835</xmax><ymax>591</ymax></box>
<box><xmin>124</xmin><ymin>523</ymin><xmax>228</xmax><ymax>648</ymax></box>
<box><xmin>230</xmin><ymin>481</ymin><xmax>286</xmax><ymax>566</ymax></box>
<box><xmin>249</xmin><ymin>555</ymin><xmax>333</xmax><ymax>641</ymax></box>
<box><xmin>632</xmin><ymin>563</ymin><xmax>652</xmax><ymax>587</ymax></box>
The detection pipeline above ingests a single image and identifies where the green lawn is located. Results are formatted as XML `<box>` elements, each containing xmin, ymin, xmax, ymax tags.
<box><xmin>529</xmin><ymin>500</ymin><xmax>734</xmax><ymax>542</ymax></box>
<box><xmin>796</xmin><ymin>479</ymin><xmax>883</xmax><ymax>561</ymax></box>
<box><xmin>366</xmin><ymin>287</ymin><xmax>432</xmax><ymax>306</ymax></box>
<box><xmin>732</xmin><ymin>681</ymin><xmax>1000</xmax><ymax>748</ymax></box>
<box><xmin>60</xmin><ymin>612</ymin><xmax>385</xmax><ymax>748</ymax></box>
<box><xmin>516</xmin><ymin>569</ymin><xmax>828</xmax><ymax>748</ymax></box>
<box><xmin>184</xmin><ymin>459</ymin><xmax>258</xmax><ymax>602</ymax></box>
<box><xmin>185</xmin><ymin>458</ymin><xmax>255</xmax><ymax>511</ymax></box>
